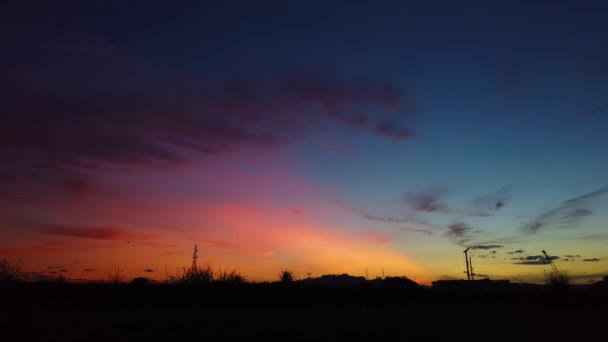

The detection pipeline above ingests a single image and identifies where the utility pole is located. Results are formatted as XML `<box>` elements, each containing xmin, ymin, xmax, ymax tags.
<box><xmin>463</xmin><ymin>248</ymin><xmax>471</xmax><ymax>280</ymax></box>
<box><xmin>469</xmin><ymin>256</ymin><xmax>474</xmax><ymax>280</ymax></box>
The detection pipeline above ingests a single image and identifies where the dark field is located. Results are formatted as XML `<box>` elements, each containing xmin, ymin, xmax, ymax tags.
<box><xmin>2</xmin><ymin>282</ymin><xmax>607</xmax><ymax>341</ymax></box>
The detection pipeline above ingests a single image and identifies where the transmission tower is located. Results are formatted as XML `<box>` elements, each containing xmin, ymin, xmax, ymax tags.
<box><xmin>192</xmin><ymin>244</ymin><xmax>199</xmax><ymax>271</ymax></box>
<box><xmin>542</xmin><ymin>250</ymin><xmax>562</xmax><ymax>276</ymax></box>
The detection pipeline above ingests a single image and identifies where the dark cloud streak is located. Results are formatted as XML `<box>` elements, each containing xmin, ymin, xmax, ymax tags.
<box><xmin>444</xmin><ymin>222</ymin><xmax>473</xmax><ymax>243</ymax></box>
<box><xmin>473</xmin><ymin>186</ymin><xmax>512</xmax><ymax>212</ymax></box>
<box><xmin>404</xmin><ymin>188</ymin><xmax>447</xmax><ymax>213</ymax></box>
<box><xmin>28</xmin><ymin>223</ymin><xmax>155</xmax><ymax>241</ymax></box>
<box><xmin>512</xmin><ymin>254</ymin><xmax>559</xmax><ymax>265</ymax></box>
<box><xmin>468</xmin><ymin>244</ymin><xmax>503</xmax><ymax>250</ymax></box>
<box><xmin>399</xmin><ymin>227</ymin><xmax>433</xmax><ymax>236</ymax></box>
<box><xmin>507</xmin><ymin>249</ymin><xmax>525</xmax><ymax>254</ymax></box>
<box><xmin>522</xmin><ymin>186</ymin><xmax>607</xmax><ymax>234</ymax></box>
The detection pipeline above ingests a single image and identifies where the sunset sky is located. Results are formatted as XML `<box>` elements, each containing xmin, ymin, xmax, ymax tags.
<box><xmin>1</xmin><ymin>0</ymin><xmax>607</xmax><ymax>284</ymax></box>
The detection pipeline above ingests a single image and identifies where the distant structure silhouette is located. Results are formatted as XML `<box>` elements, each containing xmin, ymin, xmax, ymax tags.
<box><xmin>192</xmin><ymin>244</ymin><xmax>199</xmax><ymax>271</ymax></box>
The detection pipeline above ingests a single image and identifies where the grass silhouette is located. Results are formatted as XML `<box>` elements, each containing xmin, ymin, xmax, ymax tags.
<box><xmin>278</xmin><ymin>269</ymin><xmax>295</xmax><ymax>283</ymax></box>
<box><xmin>178</xmin><ymin>263</ymin><xmax>214</xmax><ymax>286</ymax></box>
<box><xmin>215</xmin><ymin>268</ymin><xmax>246</xmax><ymax>285</ymax></box>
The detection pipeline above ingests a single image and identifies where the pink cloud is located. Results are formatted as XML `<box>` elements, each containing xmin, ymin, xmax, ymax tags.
<box><xmin>289</xmin><ymin>207</ymin><xmax>306</xmax><ymax>216</ymax></box>
<box><xmin>29</xmin><ymin>223</ymin><xmax>160</xmax><ymax>241</ymax></box>
<box><xmin>367</xmin><ymin>232</ymin><xmax>391</xmax><ymax>244</ymax></box>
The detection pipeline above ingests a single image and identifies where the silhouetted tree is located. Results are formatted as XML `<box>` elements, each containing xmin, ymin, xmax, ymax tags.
<box><xmin>107</xmin><ymin>265</ymin><xmax>125</xmax><ymax>285</ymax></box>
<box><xmin>130</xmin><ymin>277</ymin><xmax>152</xmax><ymax>287</ymax></box>
<box><xmin>0</xmin><ymin>258</ymin><xmax>25</xmax><ymax>281</ymax></box>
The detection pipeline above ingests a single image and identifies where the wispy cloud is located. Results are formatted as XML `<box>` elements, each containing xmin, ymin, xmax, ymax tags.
<box><xmin>399</xmin><ymin>227</ymin><xmax>433</xmax><ymax>236</ymax></box>
<box><xmin>507</xmin><ymin>249</ymin><xmax>525</xmax><ymax>254</ymax></box>
<box><xmin>29</xmin><ymin>223</ymin><xmax>157</xmax><ymax>241</ymax></box>
<box><xmin>443</xmin><ymin>222</ymin><xmax>474</xmax><ymax>245</ymax></box>
<box><xmin>289</xmin><ymin>207</ymin><xmax>306</xmax><ymax>216</ymax></box>
<box><xmin>562</xmin><ymin>105</ymin><xmax>608</xmax><ymax>119</ymax></box>
<box><xmin>522</xmin><ymin>186</ymin><xmax>608</xmax><ymax>234</ymax></box>
<box><xmin>473</xmin><ymin>186</ymin><xmax>512</xmax><ymax>212</ymax></box>
<box><xmin>361</xmin><ymin>214</ymin><xmax>410</xmax><ymax>223</ymax></box>
<box><xmin>345</xmin><ymin>204</ymin><xmax>436</xmax><ymax>228</ymax></box>
<box><xmin>578</xmin><ymin>62</ymin><xmax>608</xmax><ymax>79</ymax></box>
<box><xmin>202</xmin><ymin>239</ymin><xmax>265</xmax><ymax>254</ymax></box>
<box><xmin>583</xmin><ymin>258</ymin><xmax>600</xmax><ymax>262</ymax></box>
<box><xmin>204</xmin><ymin>240</ymin><xmax>244</xmax><ymax>250</ymax></box>
<box><xmin>404</xmin><ymin>188</ymin><xmax>448</xmax><ymax>213</ymax></box>
<box><xmin>403</xmin><ymin>187</ymin><xmax>509</xmax><ymax>217</ymax></box>
<box><xmin>374</xmin><ymin>122</ymin><xmax>413</xmax><ymax>140</ymax></box>
<box><xmin>367</xmin><ymin>232</ymin><xmax>390</xmax><ymax>244</ymax></box>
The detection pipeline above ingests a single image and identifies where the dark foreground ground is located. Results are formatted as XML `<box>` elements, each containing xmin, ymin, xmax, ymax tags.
<box><xmin>2</xmin><ymin>282</ymin><xmax>607</xmax><ymax>341</ymax></box>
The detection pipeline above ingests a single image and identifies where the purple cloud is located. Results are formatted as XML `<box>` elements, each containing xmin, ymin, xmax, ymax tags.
<box><xmin>404</xmin><ymin>188</ymin><xmax>448</xmax><ymax>213</ymax></box>
<box><xmin>1</xmin><ymin>67</ymin><xmax>417</xmax><ymax>199</ymax></box>
<box><xmin>444</xmin><ymin>222</ymin><xmax>474</xmax><ymax>241</ymax></box>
